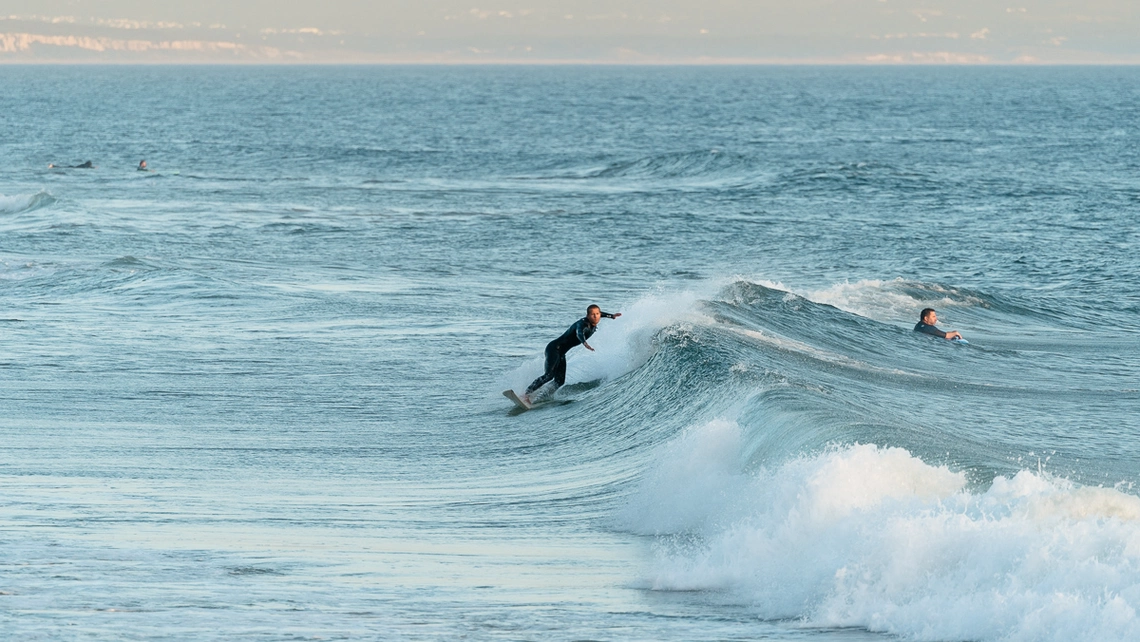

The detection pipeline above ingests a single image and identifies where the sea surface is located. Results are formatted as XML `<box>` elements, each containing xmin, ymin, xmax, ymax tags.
<box><xmin>2</xmin><ymin>65</ymin><xmax>1139</xmax><ymax>641</ymax></box>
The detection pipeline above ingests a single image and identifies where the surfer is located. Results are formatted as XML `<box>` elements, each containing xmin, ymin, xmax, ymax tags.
<box><xmin>47</xmin><ymin>161</ymin><xmax>96</xmax><ymax>169</ymax></box>
<box><xmin>914</xmin><ymin>308</ymin><xmax>962</xmax><ymax>340</ymax></box>
<box><xmin>138</xmin><ymin>160</ymin><xmax>148</xmax><ymax>171</ymax></box>
<box><xmin>523</xmin><ymin>304</ymin><xmax>622</xmax><ymax>403</ymax></box>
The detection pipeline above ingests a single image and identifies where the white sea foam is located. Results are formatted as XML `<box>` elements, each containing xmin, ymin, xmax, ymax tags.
<box><xmin>627</xmin><ymin>421</ymin><xmax>1140</xmax><ymax>641</ymax></box>
<box><xmin>732</xmin><ymin>277</ymin><xmax>981</xmax><ymax>323</ymax></box>
<box><xmin>800</xmin><ymin>278</ymin><xmax>984</xmax><ymax>323</ymax></box>
<box><xmin>722</xmin><ymin>276</ymin><xmax>982</xmax><ymax>324</ymax></box>
<box><xmin>0</xmin><ymin>259</ymin><xmax>54</xmax><ymax>281</ymax></box>
<box><xmin>619</xmin><ymin>419</ymin><xmax>750</xmax><ymax>533</ymax></box>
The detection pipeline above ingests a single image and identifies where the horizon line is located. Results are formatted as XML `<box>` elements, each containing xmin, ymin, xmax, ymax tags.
<box><xmin>5</xmin><ymin>59</ymin><xmax>1140</xmax><ymax>66</ymax></box>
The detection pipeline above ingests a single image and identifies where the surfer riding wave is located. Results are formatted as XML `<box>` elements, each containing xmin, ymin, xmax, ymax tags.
<box><xmin>508</xmin><ymin>304</ymin><xmax>622</xmax><ymax>407</ymax></box>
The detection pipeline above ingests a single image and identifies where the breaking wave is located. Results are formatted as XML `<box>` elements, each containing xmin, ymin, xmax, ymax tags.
<box><xmin>503</xmin><ymin>277</ymin><xmax>1140</xmax><ymax>641</ymax></box>
<box><xmin>0</xmin><ymin>190</ymin><xmax>55</xmax><ymax>214</ymax></box>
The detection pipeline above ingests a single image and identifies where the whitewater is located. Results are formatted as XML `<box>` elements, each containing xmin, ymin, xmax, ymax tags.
<box><xmin>2</xmin><ymin>66</ymin><xmax>1139</xmax><ymax>641</ymax></box>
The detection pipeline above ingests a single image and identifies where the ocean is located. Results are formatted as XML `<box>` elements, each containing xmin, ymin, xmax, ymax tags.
<box><xmin>1</xmin><ymin>65</ymin><xmax>1139</xmax><ymax>641</ymax></box>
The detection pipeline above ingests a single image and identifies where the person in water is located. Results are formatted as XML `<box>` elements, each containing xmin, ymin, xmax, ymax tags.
<box><xmin>48</xmin><ymin>161</ymin><xmax>95</xmax><ymax>169</ymax></box>
<box><xmin>138</xmin><ymin>160</ymin><xmax>148</xmax><ymax>171</ymax></box>
<box><xmin>524</xmin><ymin>304</ymin><xmax>622</xmax><ymax>403</ymax></box>
<box><xmin>914</xmin><ymin>308</ymin><xmax>962</xmax><ymax>340</ymax></box>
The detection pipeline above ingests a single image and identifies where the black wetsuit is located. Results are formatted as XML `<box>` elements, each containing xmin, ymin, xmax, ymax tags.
<box><xmin>525</xmin><ymin>313</ymin><xmax>616</xmax><ymax>395</ymax></box>
<box><xmin>914</xmin><ymin>321</ymin><xmax>948</xmax><ymax>338</ymax></box>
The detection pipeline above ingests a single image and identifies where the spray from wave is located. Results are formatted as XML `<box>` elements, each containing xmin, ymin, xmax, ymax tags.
<box><xmin>735</xmin><ymin>277</ymin><xmax>987</xmax><ymax>325</ymax></box>
<box><xmin>499</xmin><ymin>285</ymin><xmax>716</xmax><ymax>394</ymax></box>
<box><xmin>623</xmin><ymin>420</ymin><xmax>1140</xmax><ymax>642</ymax></box>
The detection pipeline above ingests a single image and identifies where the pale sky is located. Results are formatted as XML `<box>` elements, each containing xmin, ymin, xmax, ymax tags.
<box><xmin>2</xmin><ymin>1</ymin><xmax>1138</xmax><ymax>63</ymax></box>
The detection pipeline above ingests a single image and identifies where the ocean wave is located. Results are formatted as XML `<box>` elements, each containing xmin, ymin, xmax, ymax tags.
<box><xmin>586</xmin><ymin>150</ymin><xmax>750</xmax><ymax>180</ymax></box>
<box><xmin>0</xmin><ymin>190</ymin><xmax>56</xmax><ymax>214</ymax></box>
<box><xmin>626</xmin><ymin>427</ymin><xmax>1140</xmax><ymax>641</ymax></box>
<box><xmin>731</xmin><ymin>278</ymin><xmax>992</xmax><ymax>324</ymax></box>
<box><xmin>501</xmin><ymin>276</ymin><xmax>1131</xmax><ymax>494</ymax></box>
<box><xmin>567</xmin><ymin>275</ymin><xmax>1140</xmax><ymax>638</ymax></box>
<box><xmin>0</xmin><ymin>259</ymin><xmax>57</xmax><ymax>282</ymax></box>
<box><xmin>104</xmin><ymin>255</ymin><xmax>154</xmax><ymax>268</ymax></box>
<box><xmin>525</xmin><ymin>156</ymin><xmax>943</xmax><ymax>194</ymax></box>
<box><xmin>522</xmin><ymin>150</ymin><xmax>757</xmax><ymax>183</ymax></box>
<box><xmin>501</xmin><ymin>277</ymin><xmax>1007</xmax><ymax>409</ymax></box>
<box><xmin>775</xmin><ymin>278</ymin><xmax>1081</xmax><ymax>330</ymax></box>
<box><xmin>777</xmin><ymin>161</ymin><xmax>939</xmax><ymax>188</ymax></box>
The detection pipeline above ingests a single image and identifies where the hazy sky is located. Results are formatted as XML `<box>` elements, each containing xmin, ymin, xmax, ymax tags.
<box><xmin>3</xmin><ymin>1</ymin><xmax>1138</xmax><ymax>63</ymax></box>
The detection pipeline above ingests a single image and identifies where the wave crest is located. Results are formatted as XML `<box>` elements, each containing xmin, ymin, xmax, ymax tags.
<box><xmin>0</xmin><ymin>190</ymin><xmax>55</xmax><ymax>214</ymax></box>
<box><xmin>631</xmin><ymin>427</ymin><xmax>1140</xmax><ymax>641</ymax></box>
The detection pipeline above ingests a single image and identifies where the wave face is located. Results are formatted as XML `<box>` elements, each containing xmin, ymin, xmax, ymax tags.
<box><xmin>0</xmin><ymin>190</ymin><xmax>55</xmax><ymax>214</ymax></box>
<box><xmin>518</xmin><ymin>277</ymin><xmax>1139</xmax><ymax>476</ymax></box>
<box><xmin>496</xmin><ymin>276</ymin><xmax>1140</xmax><ymax>641</ymax></box>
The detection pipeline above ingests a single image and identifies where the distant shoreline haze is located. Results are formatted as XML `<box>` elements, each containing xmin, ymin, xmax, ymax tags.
<box><xmin>3</xmin><ymin>2</ymin><xmax>1140</xmax><ymax>64</ymax></box>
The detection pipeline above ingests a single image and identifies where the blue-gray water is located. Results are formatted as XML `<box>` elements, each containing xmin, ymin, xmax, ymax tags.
<box><xmin>2</xmin><ymin>66</ymin><xmax>1139</xmax><ymax>641</ymax></box>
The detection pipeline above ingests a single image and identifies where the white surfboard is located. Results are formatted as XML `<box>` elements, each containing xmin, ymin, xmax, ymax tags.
<box><xmin>503</xmin><ymin>389</ymin><xmax>533</xmax><ymax>411</ymax></box>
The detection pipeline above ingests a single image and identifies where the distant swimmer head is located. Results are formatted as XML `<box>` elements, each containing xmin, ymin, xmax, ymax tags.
<box><xmin>138</xmin><ymin>160</ymin><xmax>147</xmax><ymax>170</ymax></box>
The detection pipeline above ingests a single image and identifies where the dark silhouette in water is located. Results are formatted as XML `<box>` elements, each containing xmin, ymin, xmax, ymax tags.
<box><xmin>48</xmin><ymin>160</ymin><xmax>96</xmax><ymax>169</ymax></box>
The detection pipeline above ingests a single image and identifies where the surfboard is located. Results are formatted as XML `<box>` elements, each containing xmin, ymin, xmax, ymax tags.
<box><xmin>951</xmin><ymin>338</ymin><xmax>969</xmax><ymax>345</ymax></box>
<box><xmin>503</xmin><ymin>389</ymin><xmax>533</xmax><ymax>410</ymax></box>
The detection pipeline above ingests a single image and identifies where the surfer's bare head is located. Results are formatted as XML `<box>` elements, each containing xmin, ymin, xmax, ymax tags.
<box><xmin>586</xmin><ymin>304</ymin><xmax>602</xmax><ymax>326</ymax></box>
<box><xmin>920</xmin><ymin>308</ymin><xmax>937</xmax><ymax>324</ymax></box>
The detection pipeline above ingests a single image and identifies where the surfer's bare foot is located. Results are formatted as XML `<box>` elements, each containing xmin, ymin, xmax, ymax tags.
<box><xmin>522</xmin><ymin>393</ymin><xmax>531</xmax><ymax>405</ymax></box>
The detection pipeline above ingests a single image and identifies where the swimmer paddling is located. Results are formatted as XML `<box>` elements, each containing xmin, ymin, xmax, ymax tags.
<box><xmin>914</xmin><ymin>308</ymin><xmax>964</xmax><ymax>341</ymax></box>
<box><xmin>504</xmin><ymin>304</ymin><xmax>622</xmax><ymax>410</ymax></box>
